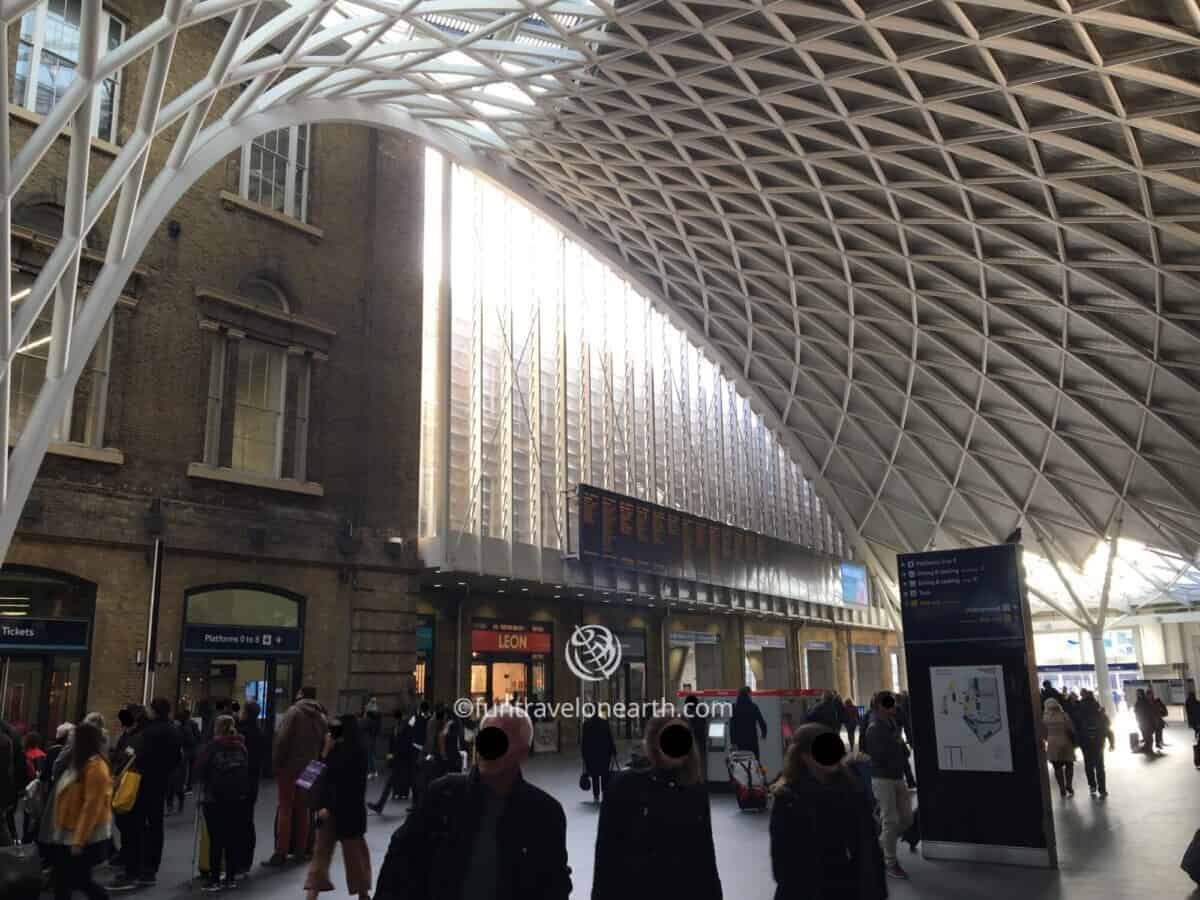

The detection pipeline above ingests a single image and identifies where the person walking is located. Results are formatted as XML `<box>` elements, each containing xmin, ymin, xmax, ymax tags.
<box><xmin>580</xmin><ymin>712</ymin><xmax>617</xmax><ymax>803</ymax></box>
<box><xmin>374</xmin><ymin>706</ymin><xmax>570</xmax><ymax>900</ymax></box>
<box><xmin>842</xmin><ymin>698</ymin><xmax>861</xmax><ymax>752</ymax></box>
<box><xmin>1134</xmin><ymin>689</ymin><xmax>1156</xmax><ymax>754</ymax></box>
<box><xmin>1074</xmin><ymin>690</ymin><xmax>1114</xmax><ymax>796</ymax></box>
<box><xmin>48</xmin><ymin>722</ymin><xmax>112</xmax><ymax>900</ymax></box>
<box><xmin>109</xmin><ymin>698</ymin><xmax>181</xmax><ymax>891</ymax></box>
<box><xmin>304</xmin><ymin>715</ymin><xmax>372</xmax><ymax>900</ymax></box>
<box><xmin>368</xmin><ymin>709</ymin><xmax>411</xmax><ymax>815</ymax></box>
<box><xmin>196</xmin><ymin>715</ymin><xmax>250</xmax><ymax>892</ymax></box>
<box><xmin>362</xmin><ymin>709</ymin><xmax>382</xmax><ymax>779</ymax></box>
<box><xmin>1185</xmin><ymin>689</ymin><xmax>1200</xmax><ymax>742</ymax></box>
<box><xmin>1042</xmin><ymin>698</ymin><xmax>1077</xmax><ymax>798</ymax></box>
<box><xmin>862</xmin><ymin>690</ymin><xmax>913</xmax><ymax>881</ymax></box>
<box><xmin>405</xmin><ymin>702</ymin><xmax>431</xmax><ymax>813</ymax></box>
<box><xmin>770</xmin><ymin>723</ymin><xmax>886</xmax><ymax>900</ymax></box>
<box><xmin>107</xmin><ymin>707</ymin><xmax>141</xmax><ymax>871</ymax></box>
<box><xmin>592</xmin><ymin>715</ymin><xmax>721</xmax><ymax>900</ymax></box>
<box><xmin>440</xmin><ymin>710</ymin><xmax>464</xmax><ymax>776</ymax></box>
<box><xmin>730</xmin><ymin>686</ymin><xmax>768</xmax><ymax>760</ymax></box>
<box><xmin>1149</xmin><ymin>691</ymin><xmax>1168</xmax><ymax>749</ymax></box>
<box><xmin>264</xmin><ymin>687</ymin><xmax>327</xmax><ymax>867</ymax></box>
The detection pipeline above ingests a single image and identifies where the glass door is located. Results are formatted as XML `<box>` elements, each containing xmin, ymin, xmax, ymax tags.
<box><xmin>1</xmin><ymin>657</ymin><xmax>46</xmax><ymax>737</ymax></box>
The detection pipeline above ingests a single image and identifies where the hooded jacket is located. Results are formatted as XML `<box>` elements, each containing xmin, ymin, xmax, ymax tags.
<box><xmin>1042</xmin><ymin>700</ymin><xmax>1076</xmax><ymax>762</ymax></box>
<box><xmin>197</xmin><ymin>733</ymin><xmax>249</xmax><ymax>803</ymax></box>
<box><xmin>273</xmin><ymin>698</ymin><xmax>327</xmax><ymax>774</ymax></box>
<box><xmin>770</xmin><ymin>766</ymin><xmax>886</xmax><ymax>900</ymax></box>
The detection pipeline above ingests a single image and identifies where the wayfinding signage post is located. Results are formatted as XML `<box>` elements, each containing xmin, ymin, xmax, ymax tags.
<box><xmin>898</xmin><ymin>543</ymin><xmax>1056</xmax><ymax>868</ymax></box>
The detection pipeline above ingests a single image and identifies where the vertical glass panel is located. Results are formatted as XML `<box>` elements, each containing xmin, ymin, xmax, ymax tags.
<box><xmin>47</xmin><ymin>656</ymin><xmax>81</xmax><ymax>738</ymax></box>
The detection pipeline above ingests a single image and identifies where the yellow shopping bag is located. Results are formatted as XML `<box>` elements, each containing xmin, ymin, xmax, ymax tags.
<box><xmin>112</xmin><ymin>766</ymin><xmax>141</xmax><ymax>814</ymax></box>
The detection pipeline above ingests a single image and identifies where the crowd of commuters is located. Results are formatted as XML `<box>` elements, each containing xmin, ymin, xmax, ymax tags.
<box><xmin>0</xmin><ymin>678</ymin><xmax>1190</xmax><ymax>900</ymax></box>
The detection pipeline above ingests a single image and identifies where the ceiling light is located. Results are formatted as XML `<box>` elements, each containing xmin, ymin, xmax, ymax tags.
<box><xmin>457</xmin><ymin>582</ymin><xmax>467</xmax><ymax>586</ymax></box>
<box><xmin>521</xmin><ymin>587</ymin><xmax>529</xmax><ymax>592</ymax></box>
<box><xmin>432</xmin><ymin>584</ymin><xmax>442</xmax><ymax>588</ymax></box>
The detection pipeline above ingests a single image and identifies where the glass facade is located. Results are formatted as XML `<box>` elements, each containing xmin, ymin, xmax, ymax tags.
<box><xmin>420</xmin><ymin>152</ymin><xmax>848</xmax><ymax>596</ymax></box>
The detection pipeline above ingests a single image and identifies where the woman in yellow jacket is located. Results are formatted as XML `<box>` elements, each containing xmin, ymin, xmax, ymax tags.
<box><xmin>51</xmin><ymin>722</ymin><xmax>113</xmax><ymax>900</ymax></box>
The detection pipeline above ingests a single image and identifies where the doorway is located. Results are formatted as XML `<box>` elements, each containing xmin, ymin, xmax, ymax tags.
<box><xmin>179</xmin><ymin>656</ymin><xmax>296</xmax><ymax>743</ymax></box>
<box><xmin>0</xmin><ymin>655</ymin><xmax>84</xmax><ymax>739</ymax></box>
<box><xmin>469</xmin><ymin>655</ymin><xmax>549</xmax><ymax>708</ymax></box>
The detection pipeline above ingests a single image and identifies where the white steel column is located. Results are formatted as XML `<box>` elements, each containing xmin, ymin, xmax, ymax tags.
<box><xmin>1092</xmin><ymin>629</ymin><xmax>1113</xmax><ymax>716</ymax></box>
<box><xmin>436</xmin><ymin>154</ymin><xmax>452</xmax><ymax>543</ymax></box>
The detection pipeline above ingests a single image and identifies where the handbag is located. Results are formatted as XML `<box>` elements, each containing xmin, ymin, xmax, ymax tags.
<box><xmin>112</xmin><ymin>764</ymin><xmax>141</xmax><ymax>814</ymax></box>
<box><xmin>295</xmin><ymin>759</ymin><xmax>328</xmax><ymax>809</ymax></box>
<box><xmin>0</xmin><ymin>843</ymin><xmax>42</xmax><ymax>900</ymax></box>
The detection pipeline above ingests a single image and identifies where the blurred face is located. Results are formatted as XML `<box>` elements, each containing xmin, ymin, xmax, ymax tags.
<box><xmin>475</xmin><ymin>715</ymin><xmax>529</xmax><ymax>778</ymax></box>
<box><xmin>649</xmin><ymin>718</ymin><xmax>694</xmax><ymax>769</ymax></box>
<box><xmin>878</xmin><ymin>697</ymin><xmax>897</xmax><ymax>719</ymax></box>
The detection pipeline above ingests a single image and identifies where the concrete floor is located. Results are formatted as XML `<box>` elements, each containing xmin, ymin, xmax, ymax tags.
<box><xmin>131</xmin><ymin>720</ymin><xmax>1200</xmax><ymax>899</ymax></box>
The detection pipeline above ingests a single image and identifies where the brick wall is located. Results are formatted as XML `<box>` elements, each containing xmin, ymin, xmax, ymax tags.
<box><xmin>5</xmin><ymin>4</ymin><xmax>424</xmax><ymax>717</ymax></box>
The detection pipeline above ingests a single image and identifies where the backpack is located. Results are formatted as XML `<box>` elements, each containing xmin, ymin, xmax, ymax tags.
<box><xmin>207</xmin><ymin>743</ymin><xmax>249</xmax><ymax>801</ymax></box>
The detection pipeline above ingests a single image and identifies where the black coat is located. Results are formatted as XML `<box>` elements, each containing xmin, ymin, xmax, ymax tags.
<box><xmin>592</xmin><ymin>767</ymin><xmax>722</xmax><ymax>900</ymax></box>
<box><xmin>805</xmin><ymin>699</ymin><xmax>842</xmax><ymax>731</ymax></box>
<box><xmin>731</xmin><ymin>697</ymin><xmax>768</xmax><ymax>755</ymax></box>
<box><xmin>770</xmin><ymin>768</ymin><xmax>886</xmax><ymax>900</ymax></box>
<box><xmin>1186</xmin><ymin>696</ymin><xmax>1200</xmax><ymax>730</ymax></box>
<box><xmin>374</xmin><ymin>769</ymin><xmax>571</xmax><ymax>900</ymax></box>
<box><xmin>236</xmin><ymin>719</ymin><xmax>267</xmax><ymax>783</ymax></box>
<box><xmin>862</xmin><ymin>718</ymin><xmax>907</xmax><ymax>780</ymax></box>
<box><xmin>135</xmin><ymin>718</ymin><xmax>183</xmax><ymax>789</ymax></box>
<box><xmin>581</xmin><ymin>716</ymin><xmax>616</xmax><ymax>774</ymax></box>
<box><xmin>320</xmin><ymin>738</ymin><xmax>369</xmax><ymax>840</ymax></box>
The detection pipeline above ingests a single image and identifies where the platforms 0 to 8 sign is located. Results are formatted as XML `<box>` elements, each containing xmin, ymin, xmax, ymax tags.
<box><xmin>898</xmin><ymin>547</ymin><xmax>1024</xmax><ymax>644</ymax></box>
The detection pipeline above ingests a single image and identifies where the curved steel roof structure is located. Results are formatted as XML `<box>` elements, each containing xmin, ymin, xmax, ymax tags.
<box><xmin>3</xmin><ymin>0</ymin><xmax>1200</xmax><ymax>622</ymax></box>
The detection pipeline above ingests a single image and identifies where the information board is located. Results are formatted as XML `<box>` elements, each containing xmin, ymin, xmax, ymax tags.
<box><xmin>898</xmin><ymin>543</ymin><xmax>1055</xmax><ymax>868</ymax></box>
<box><xmin>578</xmin><ymin>484</ymin><xmax>848</xmax><ymax>605</ymax></box>
<box><xmin>0</xmin><ymin>617</ymin><xmax>89</xmax><ymax>651</ymax></box>
<box><xmin>183</xmin><ymin>624</ymin><xmax>302</xmax><ymax>656</ymax></box>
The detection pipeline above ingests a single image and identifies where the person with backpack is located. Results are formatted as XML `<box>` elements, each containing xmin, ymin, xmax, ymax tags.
<box><xmin>770</xmin><ymin>724</ymin><xmax>887</xmax><ymax>900</ymax></box>
<box><xmin>196</xmin><ymin>715</ymin><xmax>250</xmax><ymax>892</ymax></box>
<box><xmin>1074</xmin><ymin>689</ymin><xmax>1114</xmax><ymax>796</ymax></box>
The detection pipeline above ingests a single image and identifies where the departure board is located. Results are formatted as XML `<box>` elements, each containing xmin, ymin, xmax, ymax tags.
<box><xmin>576</xmin><ymin>484</ymin><xmax>854</xmax><ymax>605</ymax></box>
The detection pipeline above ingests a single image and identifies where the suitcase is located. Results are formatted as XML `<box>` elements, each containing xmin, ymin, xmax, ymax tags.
<box><xmin>727</xmin><ymin>751</ymin><xmax>768</xmax><ymax>812</ymax></box>
<box><xmin>0</xmin><ymin>843</ymin><xmax>41</xmax><ymax>900</ymax></box>
<box><xmin>1129</xmin><ymin>732</ymin><xmax>1141</xmax><ymax>752</ymax></box>
<box><xmin>1182</xmin><ymin>829</ymin><xmax>1200</xmax><ymax>885</ymax></box>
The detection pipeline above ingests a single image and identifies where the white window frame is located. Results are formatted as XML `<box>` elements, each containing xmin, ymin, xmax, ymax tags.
<box><xmin>232</xmin><ymin>337</ymin><xmax>288</xmax><ymax>479</ymax></box>
<box><xmin>9</xmin><ymin>270</ymin><xmax>115</xmax><ymax>448</ymax></box>
<box><xmin>13</xmin><ymin>1</ymin><xmax>125</xmax><ymax>144</ymax></box>
<box><xmin>203</xmin><ymin>327</ymin><xmax>315</xmax><ymax>482</ymax></box>
<box><xmin>239</xmin><ymin>124</ymin><xmax>311</xmax><ymax>223</ymax></box>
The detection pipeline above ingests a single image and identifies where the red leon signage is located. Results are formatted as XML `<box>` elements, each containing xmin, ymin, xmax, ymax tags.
<box><xmin>471</xmin><ymin>628</ymin><xmax>553</xmax><ymax>654</ymax></box>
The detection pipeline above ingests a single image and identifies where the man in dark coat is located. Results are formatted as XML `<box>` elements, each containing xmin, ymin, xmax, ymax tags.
<box><xmin>580</xmin><ymin>713</ymin><xmax>617</xmax><ymax>802</ymax></box>
<box><xmin>111</xmin><ymin>697</ymin><xmax>183</xmax><ymax>890</ymax></box>
<box><xmin>1040</xmin><ymin>680</ymin><xmax>1063</xmax><ymax>709</ymax></box>
<box><xmin>1134</xmin><ymin>689</ymin><xmax>1155</xmax><ymax>753</ymax></box>
<box><xmin>0</xmin><ymin>717</ymin><xmax>25</xmax><ymax>846</ymax></box>
<box><xmin>805</xmin><ymin>691</ymin><xmax>843</xmax><ymax>731</ymax></box>
<box><xmin>730</xmin><ymin>687</ymin><xmax>768</xmax><ymax>760</ymax></box>
<box><xmin>1185</xmin><ymin>690</ymin><xmax>1200</xmax><ymax>741</ymax></box>
<box><xmin>374</xmin><ymin>708</ymin><xmax>571</xmax><ymax>900</ymax></box>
